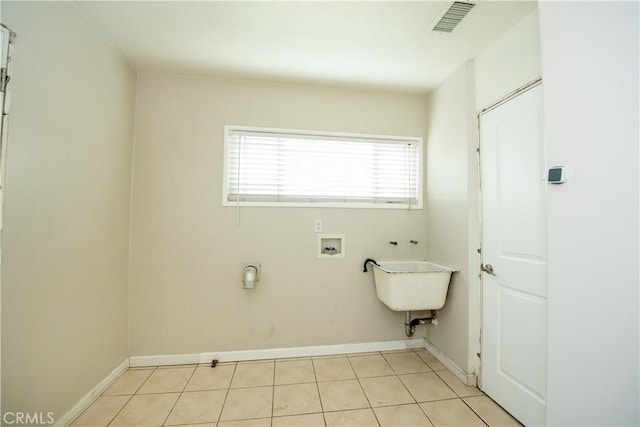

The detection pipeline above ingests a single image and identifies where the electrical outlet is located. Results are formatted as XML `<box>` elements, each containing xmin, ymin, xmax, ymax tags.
<box><xmin>314</xmin><ymin>219</ymin><xmax>323</xmax><ymax>232</ymax></box>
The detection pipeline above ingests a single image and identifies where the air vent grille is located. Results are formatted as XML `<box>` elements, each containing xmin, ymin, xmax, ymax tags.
<box><xmin>432</xmin><ymin>1</ymin><xmax>476</xmax><ymax>33</ymax></box>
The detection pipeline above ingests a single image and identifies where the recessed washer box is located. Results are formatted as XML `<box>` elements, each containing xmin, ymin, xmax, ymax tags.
<box><xmin>318</xmin><ymin>234</ymin><xmax>345</xmax><ymax>259</ymax></box>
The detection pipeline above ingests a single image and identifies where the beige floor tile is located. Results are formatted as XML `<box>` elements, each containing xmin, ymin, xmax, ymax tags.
<box><xmin>380</xmin><ymin>349</ymin><xmax>413</xmax><ymax>354</ymax></box>
<box><xmin>137</xmin><ymin>367</ymin><xmax>194</xmax><ymax>394</ymax></box>
<box><xmin>157</xmin><ymin>364</ymin><xmax>198</xmax><ymax>369</ymax></box>
<box><xmin>324</xmin><ymin>409</ymin><xmax>378</xmax><ymax>427</ymax></box>
<box><xmin>317</xmin><ymin>380</ymin><xmax>369</xmax><ymax>412</ymax></box>
<box><xmin>220</xmin><ymin>386</ymin><xmax>273</xmax><ymax>421</ymax></box>
<box><xmin>374</xmin><ymin>403</ymin><xmax>434</xmax><ymax>427</ymax></box>
<box><xmin>435</xmin><ymin>370</ymin><xmax>484</xmax><ymax>398</ymax></box>
<box><xmin>185</xmin><ymin>365</ymin><xmax>235</xmax><ymax>391</ymax></box>
<box><xmin>237</xmin><ymin>359</ymin><xmax>274</xmax><ymax>364</ymax></box>
<box><xmin>103</xmin><ymin>369</ymin><xmax>154</xmax><ymax>395</ymax></box>
<box><xmin>420</xmin><ymin>399</ymin><xmax>485</xmax><ymax>426</ymax></box>
<box><xmin>164</xmin><ymin>390</ymin><xmax>227</xmax><ymax>426</ymax></box>
<box><xmin>348</xmin><ymin>352</ymin><xmax>381</xmax><ymax>357</ymax></box>
<box><xmin>313</xmin><ymin>357</ymin><xmax>356</xmax><ymax>382</ymax></box>
<box><xmin>82</xmin><ymin>352</ymin><xmax>501</xmax><ymax>427</ymax></box>
<box><xmin>166</xmin><ymin>424</ymin><xmax>216</xmax><ymax>427</ymax></box>
<box><xmin>463</xmin><ymin>396</ymin><xmax>522</xmax><ymax>426</ymax></box>
<box><xmin>348</xmin><ymin>354</ymin><xmax>395</xmax><ymax>378</ymax></box>
<box><xmin>359</xmin><ymin>376</ymin><xmax>415</xmax><ymax>407</ymax></box>
<box><xmin>199</xmin><ymin>361</ymin><xmax>236</xmax><ymax>367</ymax></box>
<box><xmin>414</xmin><ymin>350</ymin><xmax>448</xmax><ymax>371</ymax></box>
<box><xmin>383</xmin><ymin>351</ymin><xmax>431</xmax><ymax>375</ymax></box>
<box><xmin>230</xmin><ymin>362</ymin><xmax>274</xmax><ymax>388</ymax></box>
<box><xmin>311</xmin><ymin>354</ymin><xmax>346</xmax><ymax>359</ymax></box>
<box><xmin>218</xmin><ymin>418</ymin><xmax>272</xmax><ymax>426</ymax></box>
<box><xmin>275</xmin><ymin>359</ymin><xmax>316</xmax><ymax>385</ymax></box>
<box><xmin>198</xmin><ymin>360</ymin><xmax>238</xmax><ymax>367</ymax></box>
<box><xmin>273</xmin><ymin>383</ymin><xmax>322</xmax><ymax>417</ymax></box>
<box><xmin>110</xmin><ymin>393</ymin><xmax>179</xmax><ymax>426</ymax></box>
<box><xmin>272</xmin><ymin>412</ymin><xmax>325</xmax><ymax>426</ymax></box>
<box><xmin>71</xmin><ymin>395</ymin><xmax>130</xmax><ymax>426</ymax></box>
<box><xmin>400</xmin><ymin>372</ymin><xmax>457</xmax><ymax>402</ymax></box>
<box><xmin>167</xmin><ymin>425</ymin><xmax>215</xmax><ymax>427</ymax></box>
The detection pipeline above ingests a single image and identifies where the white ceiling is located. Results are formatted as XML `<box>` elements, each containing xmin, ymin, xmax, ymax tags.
<box><xmin>77</xmin><ymin>1</ymin><xmax>537</xmax><ymax>93</ymax></box>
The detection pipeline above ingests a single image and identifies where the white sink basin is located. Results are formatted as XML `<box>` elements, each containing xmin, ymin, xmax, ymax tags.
<box><xmin>371</xmin><ymin>261</ymin><xmax>457</xmax><ymax>311</ymax></box>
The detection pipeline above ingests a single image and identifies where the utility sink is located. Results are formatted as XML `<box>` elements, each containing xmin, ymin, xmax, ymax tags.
<box><xmin>370</xmin><ymin>261</ymin><xmax>457</xmax><ymax>311</ymax></box>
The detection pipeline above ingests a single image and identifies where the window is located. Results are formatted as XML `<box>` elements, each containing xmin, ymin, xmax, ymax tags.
<box><xmin>223</xmin><ymin>126</ymin><xmax>423</xmax><ymax>209</ymax></box>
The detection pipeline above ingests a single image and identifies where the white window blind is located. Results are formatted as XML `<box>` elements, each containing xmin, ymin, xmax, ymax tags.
<box><xmin>223</xmin><ymin>126</ymin><xmax>422</xmax><ymax>209</ymax></box>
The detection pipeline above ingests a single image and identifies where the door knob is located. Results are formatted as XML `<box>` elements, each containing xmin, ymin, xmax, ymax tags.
<box><xmin>481</xmin><ymin>263</ymin><xmax>496</xmax><ymax>275</ymax></box>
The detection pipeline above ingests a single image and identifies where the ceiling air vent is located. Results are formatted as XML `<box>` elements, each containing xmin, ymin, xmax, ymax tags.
<box><xmin>432</xmin><ymin>1</ymin><xmax>476</xmax><ymax>33</ymax></box>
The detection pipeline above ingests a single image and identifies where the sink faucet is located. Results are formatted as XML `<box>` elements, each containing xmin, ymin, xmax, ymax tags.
<box><xmin>363</xmin><ymin>258</ymin><xmax>379</xmax><ymax>272</ymax></box>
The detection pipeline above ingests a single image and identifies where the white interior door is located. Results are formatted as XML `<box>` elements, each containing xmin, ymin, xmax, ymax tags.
<box><xmin>480</xmin><ymin>82</ymin><xmax>547</xmax><ymax>426</ymax></box>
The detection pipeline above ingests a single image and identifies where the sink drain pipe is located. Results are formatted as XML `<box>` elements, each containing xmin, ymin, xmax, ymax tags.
<box><xmin>405</xmin><ymin>310</ymin><xmax>438</xmax><ymax>337</ymax></box>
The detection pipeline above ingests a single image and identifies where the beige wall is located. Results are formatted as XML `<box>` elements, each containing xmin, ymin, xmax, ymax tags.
<box><xmin>129</xmin><ymin>73</ymin><xmax>429</xmax><ymax>356</ymax></box>
<box><xmin>424</xmin><ymin>10</ymin><xmax>541</xmax><ymax>375</ymax></box>
<box><xmin>1</xmin><ymin>1</ymin><xmax>135</xmax><ymax>419</ymax></box>
<box><xmin>424</xmin><ymin>62</ymin><xmax>476</xmax><ymax>372</ymax></box>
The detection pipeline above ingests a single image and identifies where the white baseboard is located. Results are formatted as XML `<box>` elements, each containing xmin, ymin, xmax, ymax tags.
<box><xmin>129</xmin><ymin>353</ymin><xmax>201</xmax><ymax>367</ymax></box>
<box><xmin>55</xmin><ymin>358</ymin><xmax>129</xmax><ymax>427</ymax></box>
<box><xmin>129</xmin><ymin>339</ymin><xmax>424</xmax><ymax>367</ymax></box>
<box><xmin>423</xmin><ymin>339</ymin><xmax>477</xmax><ymax>386</ymax></box>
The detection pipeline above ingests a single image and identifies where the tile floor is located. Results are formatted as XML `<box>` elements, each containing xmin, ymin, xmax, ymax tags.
<box><xmin>71</xmin><ymin>349</ymin><xmax>521</xmax><ymax>427</ymax></box>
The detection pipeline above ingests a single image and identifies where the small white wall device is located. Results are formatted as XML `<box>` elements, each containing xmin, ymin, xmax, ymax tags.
<box><xmin>547</xmin><ymin>166</ymin><xmax>566</xmax><ymax>184</ymax></box>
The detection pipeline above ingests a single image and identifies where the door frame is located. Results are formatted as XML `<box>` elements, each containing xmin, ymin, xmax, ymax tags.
<box><xmin>0</xmin><ymin>23</ymin><xmax>16</xmax><ymax>414</ymax></box>
<box><xmin>474</xmin><ymin>77</ymin><xmax>543</xmax><ymax>390</ymax></box>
